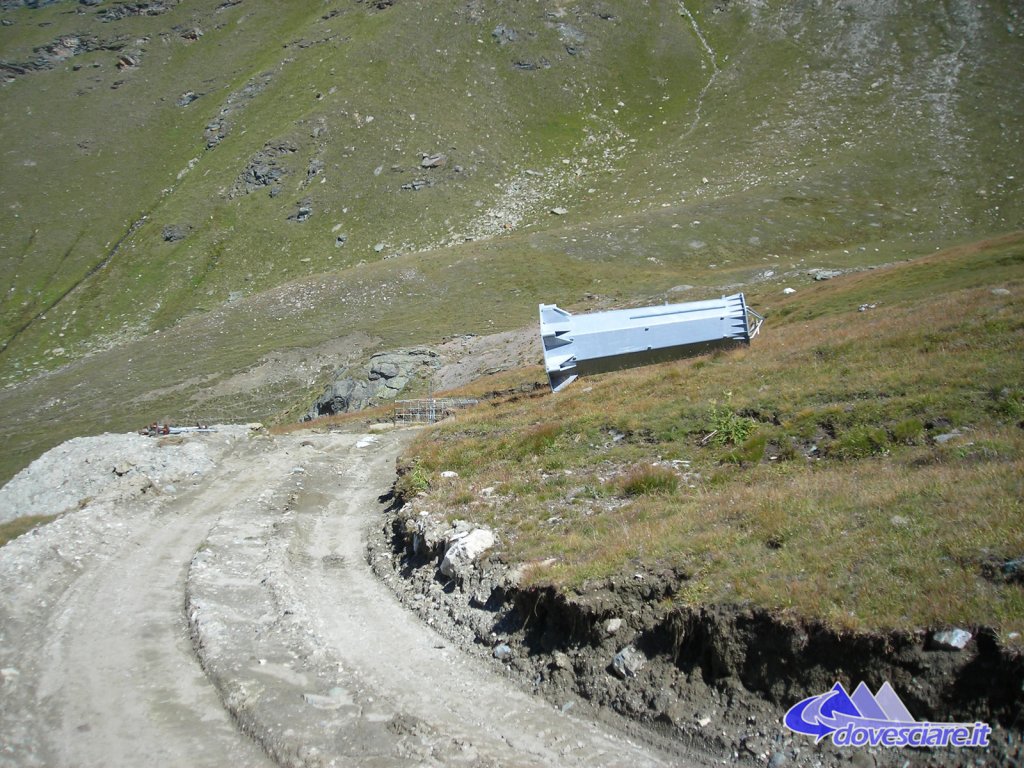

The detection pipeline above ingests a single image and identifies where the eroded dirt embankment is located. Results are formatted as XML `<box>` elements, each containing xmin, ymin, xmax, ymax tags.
<box><xmin>371</xmin><ymin>487</ymin><xmax>1024</xmax><ymax>768</ymax></box>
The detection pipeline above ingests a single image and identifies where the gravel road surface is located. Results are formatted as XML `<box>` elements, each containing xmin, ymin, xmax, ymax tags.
<box><xmin>0</xmin><ymin>426</ymin><xmax>691</xmax><ymax>767</ymax></box>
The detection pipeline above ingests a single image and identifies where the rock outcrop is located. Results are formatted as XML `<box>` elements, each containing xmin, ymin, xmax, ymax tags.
<box><xmin>307</xmin><ymin>348</ymin><xmax>440</xmax><ymax>419</ymax></box>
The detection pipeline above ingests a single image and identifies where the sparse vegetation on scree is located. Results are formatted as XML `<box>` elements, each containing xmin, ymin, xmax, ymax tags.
<box><xmin>1</xmin><ymin>1</ymin><xmax>1022</xmax><ymax>636</ymax></box>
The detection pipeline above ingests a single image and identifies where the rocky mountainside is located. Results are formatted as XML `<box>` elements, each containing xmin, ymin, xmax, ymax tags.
<box><xmin>0</xmin><ymin>0</ymin><xmax>1022</xmax><ymax>480</ymax></box>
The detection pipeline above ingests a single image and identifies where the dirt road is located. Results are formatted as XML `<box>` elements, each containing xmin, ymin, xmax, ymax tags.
<box><xmin>0</xmin><ymin>426</ymin><xmax>690</xmax><ymax>767</ymax></box>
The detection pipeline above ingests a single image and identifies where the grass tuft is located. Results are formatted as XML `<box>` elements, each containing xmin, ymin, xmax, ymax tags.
<box><xmin>620</xmin><ymin>466</ymin><xmax>679</xmax><ymax>497</ymax></box>
<box><xmin>0</xmin><ymin>515</ymin><xmax>57</xmax><ymax>548</ymax></box>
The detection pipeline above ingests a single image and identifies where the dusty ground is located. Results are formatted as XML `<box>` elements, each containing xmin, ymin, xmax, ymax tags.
<box><xmin>0</xmin><ymin>424</ymin><xmax>696</xmax><ymax>767</ymax></box>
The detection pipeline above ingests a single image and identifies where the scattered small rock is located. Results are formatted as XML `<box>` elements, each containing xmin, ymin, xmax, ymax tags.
<box><xmin>555</xmin><ymin>23</ymin><xmax>586</xmax><ymax>46</ymax></box>
<box><xmin>420</xmin><ymin>153</ymin><xmax>447</xmax><ymax>169</ymax></box>
<box><xmin>934</xmin><ymin>429</ymin><xmax>963</xmax><ymax>445</ymax></box>
<box><xmin>610</xmin><ymin>646</ymin><xmax>645</xmax><ymax>679</ymax></box>
<box><xmin>782</xmin><ymin>287</ymin><xmax>796</xmax><ymax>295</ymax></box>
<box><xmin>492</xmin><ymin>643</ymin><xmax>513</xmax><ymax>661</ymax></box>
<box><xmin>440</xmin><ymin>470</ymin><xmax>459</xmax><ymax>479</ymax></box>
<box><xmin>112</xmin><ymin>461</ymin><xmax>134</xmax><ymax>477</ymax></box>
<box><xmin>162</xmin><ymin>224</ymin><xmax>192</xmax><ymax>242</ymax></box>
<box><xmin>176</xmin><ymin>90</ymin><xmax>200</xmax><ymax>107</ymax></box>
<box><xmin>991</xmin><ymin>287</ymin><xmax>1011</xmax><ymax>296</ymax></box>
<box><xmin>931</xmin><ymin>628</ymin><xmax>972</xmax><ymax>651</ymax></box>
<box><xmin>231</xmin><ymin>140</ymin><xmax>297</xmax><ymax>196</ymax></box>
<box><xmin>550</xmin><ymin>207</ymin><xmax>568</xmax><ymax>216</ymax></box>
<box><xmin>302</xmin><ymin>690</ymin><xmax>345</xmax><ymax>710</ymax></box>
<box><xmin>1001</xmin><ymin>557</ymin><xmax>1024</xmax><ymax>583</ymax></box>
<box><xmin>811</xmin><ymin>269</ymin><xmax>843</xmax><ymax>281</ymax></box>
<box><xmin>605</xmin><ymin>617</ymin><xmax>622</xmax><ymax>636</ymax></box>
<box><xmin>491</xmin><ymin>24</ymin><xmax>518</xmax><ymax>44</ymax></box>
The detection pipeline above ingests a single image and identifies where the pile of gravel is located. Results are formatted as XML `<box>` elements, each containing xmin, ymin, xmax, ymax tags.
<box><xmin>0</xmin><ymin>425</ymin><xmax>257</xmax><ymax>525</ymax></box>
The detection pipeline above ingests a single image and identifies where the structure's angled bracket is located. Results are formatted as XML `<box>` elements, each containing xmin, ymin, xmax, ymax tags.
<box><xmin>539</xmin><ymin>293</ymin><xmax>763</xmax><ymax>392</ymax></box>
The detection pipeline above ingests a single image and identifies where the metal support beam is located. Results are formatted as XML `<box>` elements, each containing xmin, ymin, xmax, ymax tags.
<box><xmin>539</xmin><ymin>293</ymin><xmax>763</xmax><ymax>392</ymax></box>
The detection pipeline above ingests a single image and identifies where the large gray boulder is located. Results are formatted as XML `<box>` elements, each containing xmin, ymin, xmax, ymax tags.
<box><xmin>307</xmin><ymin>348</ymin><xmax>440</xmax><ymax>418</ymax></box>
<box><xmin>439</xmin><ymin>528</ymin><xmax>496</xmax><ymax>579</ymax></box>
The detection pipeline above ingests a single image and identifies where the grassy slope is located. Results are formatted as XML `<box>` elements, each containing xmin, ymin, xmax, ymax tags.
<box><xmin>400</xmin><ymin>234</ymin><xmax>1024</xmax><ymax>638</ymax></box>
<box><xmin>0</xmin><ymin>0</ymin><xmax>1021</xmax><ymax>488</ymax></box>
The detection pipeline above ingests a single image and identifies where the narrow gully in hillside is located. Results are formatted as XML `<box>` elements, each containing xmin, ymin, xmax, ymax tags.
<box><xmin>678</xmin><ymin>1</ymin><xmax>721</xmax><ymax>141</ymax></box>
<box><xmin>0</xmin><ymin>210</ymin><xmax>150</xmax><ymax>359</ymax></box>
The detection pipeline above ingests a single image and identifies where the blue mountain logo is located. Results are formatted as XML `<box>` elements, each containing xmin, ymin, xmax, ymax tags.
<box><xmin>783</xmin><ymin>682</ymin><xmax>991</xmax><ymax>749</ymax></box>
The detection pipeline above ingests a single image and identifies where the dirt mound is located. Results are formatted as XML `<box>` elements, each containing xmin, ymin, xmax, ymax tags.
<box><xmin>0</xmin><ymin>424</ymin><xmax>257</xmax><ymax>525</ymax></box>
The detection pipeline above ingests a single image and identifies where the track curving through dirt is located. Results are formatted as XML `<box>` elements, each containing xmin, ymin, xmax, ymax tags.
<box><xmin>0</xmin><ymin>426</ymin><xmax>694</xmax><ymax>767</ymax></box>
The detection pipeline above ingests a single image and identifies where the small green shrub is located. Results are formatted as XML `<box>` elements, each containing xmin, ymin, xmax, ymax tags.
<box><xmin>773</xmin><ymin>437</ymin><xmax>800</xmax><ymax>461</ymax></box>
<box><xmin>620</xmin><ymin>465</ymin><xmax>679</xmax><ymax>496</ymax></box>
<box><xmin>722</xmin><ymin>432</ymin><xmax>768</xmax><ymax>465</ymax></box>
<box><xmin>453</xmin><ymin>487</ymin><xmax>475</xmax><ymax>505</ymax></box>
<box><xmin>396</xmin><ymin>459</ymin><xmax>431</xmax><ymax>497</ymax></box>
<box><xmin>891</xmin><ymin>417</ymin><xmax>925</xmax><ymax>445</ymax></box>
<box><xmin>509</xmin><ymin>422</ymin><xmax>563</xmax><ymax>459</ymax></box>
<box><xmin>991</xmin><ymin>387</ymin><xmax>1024</xmax><ymax>423</ymax></box>
<box><xmin>706</xmin><ymin>401</ymin><xmax>757</xmax><ymax>446</ymax></box>
<box><xmin>828</xmin><ymin>426</ymin><xmax>890</xmax><ymax>459</ymax></box>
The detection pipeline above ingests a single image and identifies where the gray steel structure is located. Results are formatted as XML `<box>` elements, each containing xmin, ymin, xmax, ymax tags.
<box><xmin>539</xmin><ymin>293</ymin><xmax>763</xmax><ymax>392</ymax></box>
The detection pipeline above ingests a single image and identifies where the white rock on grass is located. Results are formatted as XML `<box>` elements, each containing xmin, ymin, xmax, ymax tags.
<box><xmin>439</xmin><ymin>528</ymin><xmax>495</xmax><ymax>578</ymax></box>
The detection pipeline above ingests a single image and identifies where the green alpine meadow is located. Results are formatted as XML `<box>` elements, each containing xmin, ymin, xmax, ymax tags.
<box><xmin>1</xmin><ymin>0</ymin><xmax>1022</xmax><ymax>641</ymax></box>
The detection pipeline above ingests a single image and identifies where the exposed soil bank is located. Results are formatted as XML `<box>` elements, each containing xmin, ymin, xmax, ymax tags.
<box><xmin>370</xmin><ymin>489</ymin><xmax>1023</xmax><ymax>768</ymax></box>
